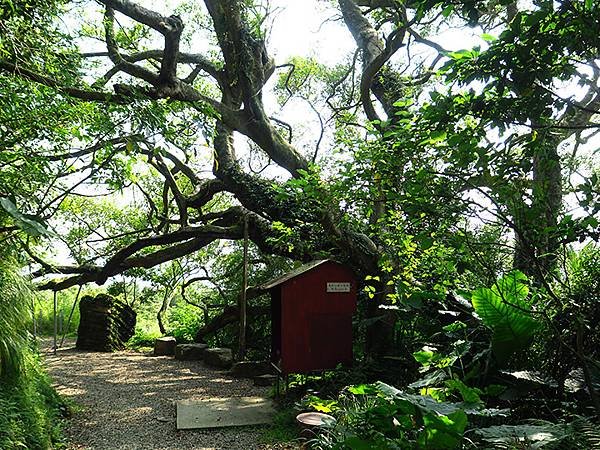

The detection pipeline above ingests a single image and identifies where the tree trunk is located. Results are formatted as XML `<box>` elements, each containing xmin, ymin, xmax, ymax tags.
<box><xmin>157</xmin><ymin>288</ymin><xmax>171</xmax><ymax>335</ymax></box>
<box><xmin>362</xmin><ymin>274</ymin><xmax>397</xmax><ymax>357</ymax></box>
<box><xmin>513</xmin><ymin>131</ymin><xmax>562</xmax><ymax>282</ymax></box>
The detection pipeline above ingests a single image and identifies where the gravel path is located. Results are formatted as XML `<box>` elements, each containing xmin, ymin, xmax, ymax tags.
<box><xmin>43</xmin><ymin>341</ymin><xmax>293</xmax><ymax>450</ymax></box>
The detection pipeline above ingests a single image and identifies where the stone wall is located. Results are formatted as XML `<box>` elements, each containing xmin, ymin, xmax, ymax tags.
<box><xmin>76</xmin><ymin>294</ymin><xmax>136</xmax><ymax>351</ymax></box>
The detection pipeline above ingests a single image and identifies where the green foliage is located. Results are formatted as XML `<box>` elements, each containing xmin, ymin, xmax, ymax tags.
<box><xmin>0</xmin><ymin>356</ymin><xmax>67</xmax><ymax>450</ymax></box>
<box><xmin>167</xmin><ymin>302</ymin><xmax>203</xmax><ymax>343</ymax></box>
<box><xmin>0</xmin><ymin>257</ymin><xmax>66</xmax><ymax>449</ymax></box>
<box><xmin>33</xmin><ymin>288</ymin><xmax>83</xmax><ymax>337</ymax></box>
<box><xmin>474</xmin><ymin>423</ymin><xmax>569</xmax><ymax>449</ymax></box>
<box><xmin>0</xmin><ymin>197</ymin><xmax>53</xmax><ymax>237</ymax></box>
<box><xmin>410</xmin><ymin>337</ymin><xmax>485</xmax><ymax>406</ymax></box>
<box><xmin>307</xmin><ymin>382</ymin><xmax>468</xmax><ymax>450</ymax></box>
<box><xmin>567</xmin><ymin>243</ymin><xmax>599</xmax><ymax>304</ymax></box>
<box><xmin>127</xmin><ymin>328</ymin><xmax>162</xmax><ymax>350</ymax></box>
<box><xmin>471</xmin><ymin>271</ymin><xmax>539</xmax><ymax>365</ymax></box>
<box><xmin>544</xmin><ymin>244</ymin><xmax>600</xmax><ymax>383</ymax></box>
<box><xmin>0</xmin><ymin>257</ymin><xmax>34</xmax><ymax>379</ymax></box>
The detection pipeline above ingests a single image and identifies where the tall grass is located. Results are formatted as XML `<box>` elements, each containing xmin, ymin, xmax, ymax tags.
<box><xmin>0</xmin><ymin>258</ymin><xmax>31</xmax><ymax>379</ymax></box>
<box><xmin>0</xmin><ymin>258</ymin><xmax>67</xmax><ymax>449</ymax></box>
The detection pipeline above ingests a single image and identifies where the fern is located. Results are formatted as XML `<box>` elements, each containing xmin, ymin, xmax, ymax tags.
<box><xmin>569</xmin><ymin>417</ymin><xmax>600</xmax><ymax>449</ymax></box>
<box><xmin>471</xmin><ymin>271</ymin><xmax>539</xmax><ymax>365</ymax></box>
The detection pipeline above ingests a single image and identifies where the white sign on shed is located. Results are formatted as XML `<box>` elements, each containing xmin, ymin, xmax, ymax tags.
<box><xmin>327</xmin><ymin>282</ymin><xmax>351</xmax><ymax>293</ymax></box>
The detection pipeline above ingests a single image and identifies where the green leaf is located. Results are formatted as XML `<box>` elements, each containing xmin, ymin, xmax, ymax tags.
<box><xmin>441</xmin><ymin>5</ymin><xmax>454</xmax><ymax>17</ymax></box>
<box><xmin>471</xmin><ymin>271</ymin><xmax>539</xmax><ymax>365</ymax></box>
<box><xmin>413</xmin><ymin>348</ymin><xmax>437</xmax><ymax>366</ymax></box>
<box><xmin>409</xmin><ymin>369</ymin><xmax>448</xmax><ymax>389</ymax></box>
<box><xmin>444</xmin><ymin>378</ymin><xmax>482</xmax><ymax>404</ymax></box>
<box><xmin>347</xmin><ymin>384</ymin><xmax>380</xmax><ymax>395</ymax></box>
<box><xmin>429</xmin><ymin>130</ymin><xmax>447</xmax><ymax>143</ymax></box>
<box><xmin>419</xmin><ymin>409</ymin><xmax>468</xmax><ymax>449</ymax></box>
<box><xmin>481</xmin><ymin>33</ymin><xmax>497</xmax><ymax>43</ymax></box>
<box><xmin>420</xmin><ymin>236</ymin><xmax>434</xmax><ymax>250</ymax></box>
<box><xmin>0</xmin><ymin>197</ymin><xmax>54</xmax><ymax>237</ymax></box>
<box><xmin>442</xmin><ymin>321</ymin><xmax>467</xmax><ymax>333</ymax></box>
<box><xmin>492</xmin><ymin>270</ymin><xmax>529</xmax><ymax>302</ymax></box>
<box><xmin>474</xmin><ymin>424</ymin><xmax>569</xmax><ymax>448</ymax></box>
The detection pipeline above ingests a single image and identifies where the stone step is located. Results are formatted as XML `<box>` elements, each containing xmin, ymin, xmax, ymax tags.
<box><xmin>174</xmin><ymin>343</ymin><xmax>208</xmax><ymax>361</ymax></box>
<box><xmin>203</xmin><ymin>347</ymin><xmax>233</xmax><ymax>369</ymax></box>
<box><xmin>253</xmin><ymin>374</ymin><xmax>278</xmax><ymax>387</ymax></box>
<box><xmin>230</xmin><ymin>361</ymin><xmax>273</xmax><ymax>378</ymax></box>
<box><xmin>154</xmin><ymin>337</ymin><xmax>177</xmax><ymax>356</ymax></box>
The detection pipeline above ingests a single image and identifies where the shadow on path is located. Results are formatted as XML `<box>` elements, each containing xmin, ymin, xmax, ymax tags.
<box><xmin>43</xmin><ymin>340</ymin><xmax>279</xmax><ymax>450</ymax></box>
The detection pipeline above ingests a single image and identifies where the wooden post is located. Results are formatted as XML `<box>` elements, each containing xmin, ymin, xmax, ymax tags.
<box><xmin>123</xmin><ymin>275</ymin><xmax>127</xmax><ymax>304</ymax></box>
<box><xmin>31</xmin><ymin>294</ymin><xmax>37</xmax><ymax>341</ymax></box>
<box><xmin>60</xmin><ymin>285</ymin><xmax>82</xmax><ymax>347</ymax></box>
<box><xmin>238</xmin><ymin>214</ymin><xmax>249</xmax><ymax>360</ymax></box>
<box><xmin>133</xmin><ymin>279</ymin><xmax>137</xmax><ymax>307</ymax></box>
<box><xmin>53</xmin><ymin>291</ymin><xmax>58</xmax><ymax>355</ymax></box>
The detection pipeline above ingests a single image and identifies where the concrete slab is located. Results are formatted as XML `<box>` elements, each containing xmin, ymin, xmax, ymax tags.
<box><xmin>176</xmin><ymin>396</ymin><xmax>275</xmax><ymax>430</ymax></box>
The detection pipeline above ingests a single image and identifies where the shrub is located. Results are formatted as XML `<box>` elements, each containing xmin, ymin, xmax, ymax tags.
<box><xmin>305</xmin><ymin>382</ymin><xmax>468</xmax><ymax>450</ymax></box>
<box><xmin>127</xmin><ymin>328</ymin><xmax>162</xmax><ymax>349</ymax></box>
<box><xmin>167</xmin><ymin>302</ymin><xmax>203</xmax><ymax>343</ymax></box>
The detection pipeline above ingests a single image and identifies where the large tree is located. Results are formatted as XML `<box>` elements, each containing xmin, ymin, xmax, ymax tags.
<box><xmin>1</xmin><ymin>0</ymin><xmax>598</xmax><ymax>353</ymax></box>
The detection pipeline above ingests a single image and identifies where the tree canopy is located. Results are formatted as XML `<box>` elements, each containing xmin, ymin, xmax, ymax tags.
<box><xmin>0</xmin><ymin>0</ymin><xmax>598</xmax><ymax>354</ymax></box>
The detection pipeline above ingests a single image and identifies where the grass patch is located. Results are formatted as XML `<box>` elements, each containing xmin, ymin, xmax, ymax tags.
<box><xmin>260</xmin><ymin>404</ymin><xmax>300</xmax><ymax>445</ymax></box>
<box><xmin>0</xmin><ymin>349</ymin><xmax>70</xmax><ymax>450</ymax></box>
<box><xmin>0</xmin><ymin>258</ymin><xmax>69</xmax><ymax>449</ymax></box>
<box><xmin>126</xmin><ymin>328</ymin><xmax>162</xmax><ymax>350</ymax></box>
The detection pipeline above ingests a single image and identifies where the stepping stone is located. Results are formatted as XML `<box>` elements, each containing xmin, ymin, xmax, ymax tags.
<box><xmin>175</xmin><ymin>343</ymin><xmax>208</xmax><ymax>361</ymax></box>
<box><xmin>154</xmin><ymin>337</ymin><xmax>177</xmax><ymax>356</ymax></box>
<box><xmin>254</xmin><ymin>374</ymin><xmax>278</xmax><ymax>387</ymax></box>
<box><xmin>177</xmin><ymin>396</ymin><xmax>274</xmax><ymax>429</ymax></box>
<box><xmin>230</xmin><ymin>361</ymin><xmax>272</xmax><ymax>378</ymax></box>
<box><xmin>203</xmin><ymin>347</ymin><xmax>233</xmax><ymax>369</ymax></box>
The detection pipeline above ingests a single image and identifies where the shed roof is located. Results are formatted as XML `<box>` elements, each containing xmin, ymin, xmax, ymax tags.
<box><xmin>258</xmin><ymin>260</ymin><xmax>331</xmax><ymax>290</ymax></box>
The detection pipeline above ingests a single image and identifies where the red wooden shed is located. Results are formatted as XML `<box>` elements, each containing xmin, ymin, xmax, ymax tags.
<box><xmin>259</xmin><ymin>260</ymin><xmax>357</xmax><ymax>375</ymax></box>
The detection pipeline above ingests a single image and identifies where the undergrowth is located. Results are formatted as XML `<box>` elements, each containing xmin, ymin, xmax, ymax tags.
<box><xmin>0</xmin><ymin>353</ymin><xmax>68</xmax><ymax>450</ymax></box>
<box><xmin>260</xmin><ymin>405</ymin><xmax>300</xmax><ymax>445</ymax></box>
<box><xmin>0</xmin><ymin>257</ymin><xmax>68</xmax><ymax>449</ymax></box>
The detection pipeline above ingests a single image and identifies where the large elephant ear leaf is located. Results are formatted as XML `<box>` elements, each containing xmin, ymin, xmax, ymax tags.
<box><xmin>492</xmin><ymin>270</ymin><xmax>529</xmax><ymax>304</ymax></box>
<box><xmin>471</xmin><ymin>271</ymin><xmax>539</xmax><ymax>366</ymax></box>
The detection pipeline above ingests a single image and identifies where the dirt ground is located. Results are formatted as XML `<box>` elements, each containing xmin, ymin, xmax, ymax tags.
<box><xmin>42</xmin><ymin>340</ymin><xmax>296</xmax><ymax>450</ymax></box>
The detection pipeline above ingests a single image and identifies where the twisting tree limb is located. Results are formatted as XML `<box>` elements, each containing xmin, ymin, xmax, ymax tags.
<box><xmin>338</xmin><ymin>0</ymin><xmax>408</xmax><ymax>122</ymax></box>
<box><xmin>103</xmin><ymin>7</ymin><xmax>158</xmax><ymax>85</ymax></box>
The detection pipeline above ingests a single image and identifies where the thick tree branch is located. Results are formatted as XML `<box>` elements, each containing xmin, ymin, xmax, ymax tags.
<box><xmin>103</xmin><ymin>7</ymin><xmax>158</xmax><ymax>85</ymax></box>
<box><xmin>147</xmin><ymin>152</ymin><xmax>188</xmax><ymax>225</ymax></box>
<box><xmin>99</xmin><ymin>0</ymin><xmax>180</xmax><ymax>34</ymax></box>
<box><xmin>38</xmin><ymin>222</ymin><xmax>243</xmax><ymax>290</ymax></box>
<box><xmin>45</xmin><ymin>134</ymin><xmax>143</xmax><ymax>162</ymax></box>
<box><xmin>0</xmin><ymin>60</ymin><xmax>127</xmax><ymax>103</ymax></box>
<box><xmin>338</xmin><ymin>0</ymin><xmax>407</xmax><ymax>121</ymax></box>
<box><xmin>187</xmin><ymin>179</ymin><xmax>226</xmax><ymax>209</ymax></box>
<box><xmin>94</xmin><ymin>50</ymin><xmax>222</xmax><ymax>87</ymax></box>
<box><xmin>204</xmin><ymin>0</ymin><xmax>309</xmax><ymax>176</ymax></box>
